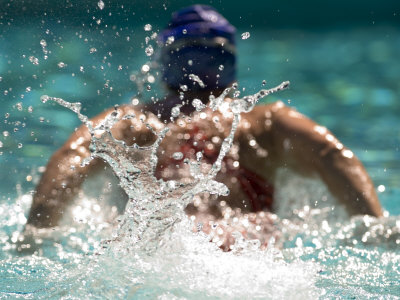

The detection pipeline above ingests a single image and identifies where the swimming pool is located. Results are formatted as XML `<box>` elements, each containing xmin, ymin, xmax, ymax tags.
<box><xmin>1</xmin><ymin>2</ymin><xmax>399</xmax><ymax>299</ymax></box>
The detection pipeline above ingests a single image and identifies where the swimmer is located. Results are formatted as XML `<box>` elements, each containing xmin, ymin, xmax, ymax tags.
<box><xmin>25</xmin><ymin>5</ymin><xmax>382</xmax><ymax>250</ymax></box>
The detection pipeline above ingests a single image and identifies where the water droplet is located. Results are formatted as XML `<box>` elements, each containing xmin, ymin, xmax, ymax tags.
<box><xmin>196</xmin><ymin>151</ymin><xmax>203</xmax><ymax>161</ymax></box>
<box><xmin>131</xmin><ymin>98</ymin><xmax>139</xmax><ymax>106</ymax></box>
<box><xmin>241</xmin><ymin>32</ymin><xmax>250</xmax><ymax>40</ymax></box>
<box><xmin>141</xmin><ymin>64</ymin><xmax>150</xmax><ymax>73</ymax></box>
<box><xmin>145</xmin><ymin>45</ymin><xmax>154</xmax><ymax>56</ymax></box>
<box><xmin>144</xmin><ymin>24</ymin><xmax>152</xmax><ymax>31</ymax></box>
<box><xmin>171</xmin><ymin>105</ymin><xmax>180</xmax><ymax>117</ymax></box>
<box><xmin>166</xmin><ymin>36</ymin><xmax>175</xmax><ymax>45</ymax></box>
<box><xmin>97</xmin><ymin>0</ymin><xmax>105</xmax><ymax>10</ymax></box>
<box><xmin>172</xmin><ymin>152</ymin><xmax>183</xmax><ymax>160</ymax></box>
<box><xmin>192</xmin><ymin>99</ymin><xmax>205</xmax><ymax>111</ymax></box>
<box><xmin>188</xmin><ymin>74</ymin><xmax>206</xmax><ymax>88</ymax></box>
<box><xmin>40</xmin><ymin>95</ymin><xmax>49</xmax><ymax>103</ymax></box>
<box><xmin>29</xmin><ymin>56</ymin><xmax>39</xmax><ymax>65</ymax></box>
<box><xmin>219</xmin><ymin>65</ymin><xmax>224</xmax><ymax>71</ymax></box>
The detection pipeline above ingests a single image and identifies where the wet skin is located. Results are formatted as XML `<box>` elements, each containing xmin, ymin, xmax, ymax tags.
<box><xmin>25</xmin><ymin>100</ymin><xmax>383</xmax><ymax>249</ymax></box>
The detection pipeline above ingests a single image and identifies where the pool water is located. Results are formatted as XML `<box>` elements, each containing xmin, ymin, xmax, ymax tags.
<box><xmin>1</xmin><ymin>4</ymin><xmax>400</xmax><ymax>300</ymax></box>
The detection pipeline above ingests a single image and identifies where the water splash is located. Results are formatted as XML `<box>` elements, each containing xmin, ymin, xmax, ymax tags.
<box><xmin>41</xmin><ymin>81</ymin><xmax>289</xmax><ymax>253</ymax></box>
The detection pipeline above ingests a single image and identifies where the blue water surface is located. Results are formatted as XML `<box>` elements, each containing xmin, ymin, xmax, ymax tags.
<box><xmin>0</xmin><ymin>4</ymin><xmax>399</xmax><ymax>299</ymax></box>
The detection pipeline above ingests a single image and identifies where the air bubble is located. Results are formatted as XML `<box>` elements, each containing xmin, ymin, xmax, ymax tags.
<box><xmin>89</xmin><ymin>48</ymin><xmax>97</xmax><ymax>54</ymax></box>
<box><xmin>219</xmin><ymin>65</ymin><xmax>224</xmax><ymax>71</ymax></box>
<box><xmin>144</xmin><ymin>24</ymin><xmax>152</xmax><ymax>31</ymax></box>
<box><xmin>18</xmin><ymin>143</ymin><xmax>23</xmax><ymax>149</ymax></box>
<box><xmin>57</xmin><ymin>62</ymin><xmax>66</xmax><ymax>68</ymax></box>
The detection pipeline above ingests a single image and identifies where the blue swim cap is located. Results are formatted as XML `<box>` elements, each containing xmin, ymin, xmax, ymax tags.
<box><xmin>159</xmin><ymin>5</ymin><xmax>236</xmax><ymax>91</ymax></box>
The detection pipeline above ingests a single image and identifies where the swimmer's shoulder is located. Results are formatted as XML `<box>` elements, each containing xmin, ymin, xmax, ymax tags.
<box><xmin>239</xmin><ymin>101</ymin><xmax>292</xmax><ymax>133</ymax></box>
<box><xmin>246</xmin><ymin>101</ymin><xmax>295</xmax><ymax>119</ymax></box>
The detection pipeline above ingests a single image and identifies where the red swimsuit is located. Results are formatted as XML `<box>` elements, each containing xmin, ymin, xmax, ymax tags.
<box><xmin>157</xmin><ymin>127</ymin><xmax>273</xmax><ymax>212</ymax></box>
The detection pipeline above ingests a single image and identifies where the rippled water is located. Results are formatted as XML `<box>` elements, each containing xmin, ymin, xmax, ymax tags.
<box><xmin>1</xmin><ymin>5</ymin><xmax>400</xmax><ymax>299</ymax></box>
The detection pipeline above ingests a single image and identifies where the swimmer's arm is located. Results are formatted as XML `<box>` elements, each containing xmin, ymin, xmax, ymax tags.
<box><xmin>26</xmin><ymin>109</ymin><xmax>111</xmax><ymax>228</ymax></box>
<box><xmin>255</xmin><ymin>102</ymin><xmax>382</xmax><ymax>217</ymax></box>
<box><xmin>27</xmin><ymin>105</ymin><xmax>159</xmax><ymax>228</ymax></box>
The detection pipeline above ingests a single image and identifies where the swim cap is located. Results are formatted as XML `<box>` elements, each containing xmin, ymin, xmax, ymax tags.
<box><xmin>159</xmin><ymin>5</ymin><xmax>236</xmax><ymax>91</ymax></box>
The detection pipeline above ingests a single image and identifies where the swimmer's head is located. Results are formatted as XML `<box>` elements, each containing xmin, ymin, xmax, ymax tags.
<box><xmin>159</xmin><ymin>5</ymin><xmax>236</xmax><ymax>92</ymax></box>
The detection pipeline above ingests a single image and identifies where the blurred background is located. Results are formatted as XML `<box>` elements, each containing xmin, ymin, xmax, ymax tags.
<box><xmin>0</xmin><ymin>0</ymin><xmax>399</xmax><ymax>213</ymax></box>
